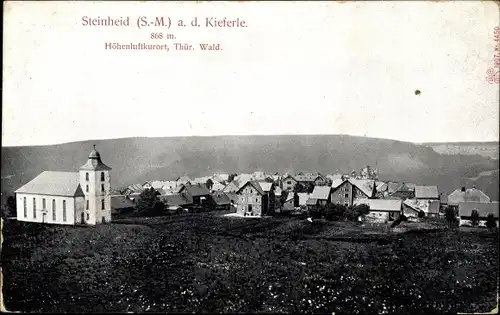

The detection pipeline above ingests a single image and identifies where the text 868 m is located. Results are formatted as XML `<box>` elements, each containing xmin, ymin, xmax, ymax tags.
<box><xmin>151</xmin><ymin>33</ymin><xmax>175</xmax><ymax>40</ymax></box>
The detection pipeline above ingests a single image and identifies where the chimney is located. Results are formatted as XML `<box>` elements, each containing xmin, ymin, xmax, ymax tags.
<box><xmin>461</xmin><ymin>186</ymin><xmax>466</xmax><ymax>192</ymax></box>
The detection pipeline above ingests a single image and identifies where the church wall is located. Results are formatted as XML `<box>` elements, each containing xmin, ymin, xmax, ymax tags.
<box><xmin>16</xmin><ymin>193</ymin><xmax>76</xmax><ymax>225</ymax></box>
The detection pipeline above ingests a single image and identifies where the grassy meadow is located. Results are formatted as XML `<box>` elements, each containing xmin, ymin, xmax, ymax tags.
<box><xmin>1</xmin><ymin>213</ymin><xmax>498</xmax><ymax>313</ymax></box>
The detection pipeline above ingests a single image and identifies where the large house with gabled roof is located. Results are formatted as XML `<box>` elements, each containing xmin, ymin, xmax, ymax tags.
<box><xmin>15</xmin><ymin>146</ymin><xmax>112</xmax><ymax>225</ymax></box>
<box><xmin>330</xmin><ymin>179</ymin><xmax>377</xmax><ymax>207</ymax></box>
<box><xmin>235</xmin><ymin>181</ymin><xmax>275</xmax><ymax>216</ymax></box>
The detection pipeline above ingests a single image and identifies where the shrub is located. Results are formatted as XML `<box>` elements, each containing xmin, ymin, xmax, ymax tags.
<box><xmin>308</xmin><ymin>206</ymin><xmax>323</xmax><ymax>219</ymax></box>
<box><xmin>444</xmin><ymin>206</ymin><xmax>457</xmax><ymax>228</ymax></box>
<box><xmin>485</xmin><ymin>214</ymin><xmax>497</xmax><ymax>230</ymax></box>
<box><xmin>324</xmin><ymin>204</ymin><xmax>346</xmax><ymax>221</ymax></box>
<box><xmin>470</xmin><ymin>210</ymin><xmax>480</xmax><ymax>227</ymax></box>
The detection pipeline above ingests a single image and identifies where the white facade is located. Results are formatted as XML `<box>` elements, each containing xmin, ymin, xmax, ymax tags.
<box><xmin>236</xmin><ymin>183</ymin><xmax>263</xmax><ymax>216</ymax></box>
<box><xmin>16</xmin><ymin>193</ymin><xmax>83</xmax><ymax>225</ymax></box>
<box><xmin>79</xmin><ymin>169</ymin><xmax>112</xmax><ymax>225</ymax></box>
<box><xmin>15</xmin><ymin>146</ymin><xmax>112</xmax><ymax>226</ymax></box>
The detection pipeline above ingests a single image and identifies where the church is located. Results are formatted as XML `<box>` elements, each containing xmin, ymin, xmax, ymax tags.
<box><xmin>15</xmin><ymin>146</ymin><xmax>112</xmax><ymax>225</ymax></box>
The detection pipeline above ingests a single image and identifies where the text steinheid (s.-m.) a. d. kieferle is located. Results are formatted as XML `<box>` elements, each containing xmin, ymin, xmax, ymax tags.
<box><xmin>104</xmin><ymin>43</ymin><xmax>170</xmax><ymax>51</ymax></box>
<box><xmin>82</xmin><ymin>16</ymin><xmax>247</xmax><ymax>28</ymax></box>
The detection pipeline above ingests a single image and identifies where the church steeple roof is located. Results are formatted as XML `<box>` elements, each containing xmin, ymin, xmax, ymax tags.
<box><xmin>88</xmin><ymin>144</ymin><xmax>101</xmax><ymax>159</ymax></box>
<box><xmin>80</xmin><ymin>145</ymin><xmax>112</xmax><ymax>171</ymax></box>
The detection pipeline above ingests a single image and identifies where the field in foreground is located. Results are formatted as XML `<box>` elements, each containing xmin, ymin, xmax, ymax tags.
<box><xmin>2</xmin><ymin>214</ymin><xmax>498</xmax><ymax>313</ymax></box>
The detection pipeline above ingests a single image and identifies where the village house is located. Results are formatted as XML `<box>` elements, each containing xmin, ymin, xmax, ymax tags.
<box><xmin>388</xmin><ymin>182</ymin><xmax>415</xmax><ymax>199</ymax></box>
<box><xmin>458</xmin><ymin>201</ymin><xmax>499</xmax><ymax>227</ymax></box>
<box><xmin>212</xmin><ymin>191</ymin><xmax>232</xmax><ymax>211</ymax></box>
<box><xmin>282</xmin><ymin>175</ymin><xmax>298</xmax><ymax>192</ymax></box>
<box><xmin>223</xmin><ymin>180</ymin><xmax>240</xmax><ymax>193</ymax></box>
<box><xmin>178</xmin><ymin>184</ymin><xmax>213</xmax><ymax>210</ymax></box>
<box><xmin>15</xmin><ymin>146</ymin><xmax>112</xmax><ymax>225</ymax></box>
<box><xmin>122</xmin><ymin>184</ymin><xmax>144</xmax><ymax>199</ymax></box>
<box><xmin>235</xmin><ymin>181</ymin><xmax>276</xmax><ymax>217</ymax></box>
<box><xmin>225</xmin><ymin>192</ymin><xmax>238</xmax><ymax>211</ymax></box>
<box><xmin>355</xmin><ymin>199</ymin><xmax>403</xmax><ymax>223</ymax></box>
<box><xmin>448</xmin><ymin>186</ymin><xmax>491</xmax><ymax>209</ymax></box>
<box><xmin>330</xmin><ymin>179</ymin><xmax>377</xmax><ymax>207</ymax></box>
<box><xmin>327</xmin><ymin>174</ymin><xmax>345</xmax><ymax>189</ymax></box>
<box><xmin>415</xmin><ymin>185</ymin><xmax>439</xmax><ymax>202</ymax></box>
<box><xmin>111</xmin><ymin>195</ymin><xmax>135</xmax><ymax>219</ymax></box>
<box><xmin>295</xmin><ymin>172</ymin><xmax>323</xmax><ymax>186</ymax></box>
<box><xmin>375</xmin><ymin>181</ymin><xmax>388</xmax><ymax>196</ymax></box>
<box><xmin>159</xmin><ymin>193</ymin><xmax>192</xmax><ymax>212</ymax></box>
<box><xmin>307</xmin><ymin>186</ymin><xmax>332</xmax><ymax>207</ymax></box>
<box><xmin>403</xmin><ymin>199</ymin><xmax>440</xmax><ymax>218</ymax></box>
<box><xmin>282</xmin><ymin>194</ymin><xmax>295</xmax><ymax>211</ymax></box>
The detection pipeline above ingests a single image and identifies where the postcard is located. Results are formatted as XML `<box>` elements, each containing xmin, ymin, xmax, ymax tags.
<box><xmin>2</xmin><ymin>1</ymin><xmax>499</xmax><ymax>313</ymax></box>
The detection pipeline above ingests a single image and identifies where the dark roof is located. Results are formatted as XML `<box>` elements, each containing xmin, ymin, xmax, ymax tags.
<box><xmin>180</xmin><ymin>184</ymin><xmax>211</xmax><ymax>196</ymax></box>
<box><xmin>15</xmin><ymin>171</ymin><xmax>84</xmax><ymax>197</ymax></box>
<box><xmin>160</xmin><ymin>194</ymin><xmax>192</xmax><ymax>206</ymax></box>
<box><xmin>156</xmin><ymin>188</ymin><xmax>167</xmax><ymax>195</ymax></box>
<box><xmin>213</xmin><ymin>193</ymin><xmax>231</xmax><ymax>205</ymax></box>
<box><xmin>387</xmin><ymin>182</ymin><xmax>401</xmax><ymax>194</ymax></box>
<box><xmin>394</xmin><ymin>183</ymin><xmax>414</xmax><ymax>192</ymax></box>
<box><xmin>111</xmin><ymin>196</ymin><xmax>135</xmax><ymax>210</ymax></box>
<box><xmin>225</xmin><ymin>192</ymin><xmax>238</xmax><ymax>203</ymax></box>
<box><xmin>236</xmin><ymin>181</ymin><xmax>265</xmax><ymax>195</ymax></box>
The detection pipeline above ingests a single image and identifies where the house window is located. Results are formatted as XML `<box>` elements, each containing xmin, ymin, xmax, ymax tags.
<box><xmin>86</xmin><ymin>185</ymin><xmax>89</xmax><ymax>192</ymax></box>
<box><xmin>345</xmin><ymin>193</ymin><xmax>349</xmax><ymax>198</ymax></box>
<box><xmin>101</xmin><ymin>199</ymin><xmax>105</xmax><ymax>210</ymax></box>
<box><xmin>256</xmin><ymin>198</ymin><xmax>258</xmax><ymax>202</ymax></box>
<box><xmin>101</xmin><ymin>184</ymin><xmax>105</xmax><ymax>192</ymax></box>
<box><xmin>86</xmin><ymin>173</ymin><xmax>89</xmax><ymax>181</ymax></box>
<box><xmin>33</xmin><ymin>198</ymin><xmax>36</xmax><ymax>218</ymax></box>
<box><xmin>52</xmin><ymin>199</ymin><xmax>56</xmax><ymax>221</ymax></box>
<box><xmin>23</xmin><ymin>197</ymin><xmax>27</xmax><ymax>218</ymax></box>
<box><xmin>101</xmin><ymin>172</ymin><xmax>105</xmax><ymax>182</ymax></box>
<box><xmin>42</xmin><ymin>198</ymin><xmax>46</xmax><ymax>209</ymax></box>
<box><xmin>248</xmin><ymin>204</ymin><xmax>253</xmax><ymax>212</ymax></box>
<box><xmin>63</xmin><ymin>200</ymin><xmax>67</xmax><ymax>221</ymax></box>
<box><xmin>86</xmin><ymin>200</ymin><xmax>89</xmax><ymax>210</ymax></box>
<box><xmin>287</xmin><ymin>181</ymin><xmax>291</xmax><ymax>185</ymax></box>
<box><xmin>344</xmin><ymin>202</ymin><xmax>349</xmax><ymax>207</ymax></box>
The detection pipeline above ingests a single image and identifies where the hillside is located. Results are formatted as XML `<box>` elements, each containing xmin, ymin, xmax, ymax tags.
<box><xmin>2</xmin><ymin>135</ymin><xmax>499</xmax><ymax>202</ymax></box>
<box><xmin>422</xmin><ymin>142</ymin><xmax>499</xmax><ymax>160</ymax></box>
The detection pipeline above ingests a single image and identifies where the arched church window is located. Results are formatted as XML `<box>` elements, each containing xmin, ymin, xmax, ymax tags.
<box><xmin>86</xmin><ymin>173</ymin><xmax>89</xmax><ymax>181</ymax></box>
<box><xmin>101</xmin><ymin>172</ymin><xmax>105</xmax><ymax>182</ymax></box>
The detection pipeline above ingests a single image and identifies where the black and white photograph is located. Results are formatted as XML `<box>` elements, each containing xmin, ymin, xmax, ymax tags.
<box><xmin>1</xmin><ymin>1</ymin><xmax>499</xmax><ymax>313</ymax></box>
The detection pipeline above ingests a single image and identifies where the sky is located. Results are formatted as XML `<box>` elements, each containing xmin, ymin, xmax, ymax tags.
<box><xmin>2</xmin><ymin>1</ymin><xmax>499</xmax><ymax>147</ymax></box>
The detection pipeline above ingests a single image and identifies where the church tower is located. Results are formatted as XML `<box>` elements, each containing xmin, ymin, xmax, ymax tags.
<box><xmin>79</xmin><ymin>145</ymin><xmax>112</xmax><ymax>225</ymax></box>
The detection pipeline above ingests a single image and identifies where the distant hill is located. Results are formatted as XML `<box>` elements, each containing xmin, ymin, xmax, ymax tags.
<box><xmin>421</xmin><ymin>141</ymin><xmax>499</xmax><ymax>160</ymax></box>
<box><xmin>2</xmin><ymin>135</ymin><xmax>499</xmax><ymax>203</ymax></box>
